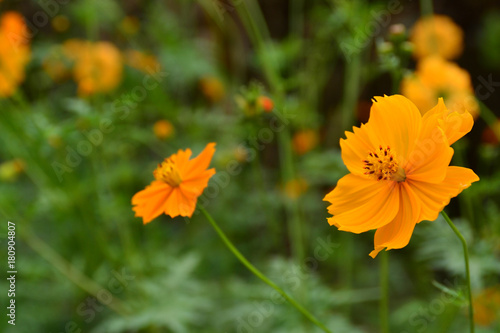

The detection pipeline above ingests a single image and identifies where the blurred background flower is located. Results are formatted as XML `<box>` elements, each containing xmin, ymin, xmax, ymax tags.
<box><xmin>0</xmin><ymin>11</ymin><xmax>30</xmax><ymax>98</ymax></box>
<box><xmin>410</xmin><ymin>14</ymin><xmax>463</xmax><ymax>60</ymax></box>
<box><xmin>401</xmin><ymin>56</ymin><xmax>479</xmax><ymax>117</ymax></box>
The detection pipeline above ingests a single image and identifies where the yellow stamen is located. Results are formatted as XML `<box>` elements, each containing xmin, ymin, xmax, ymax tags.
<box><xmin>154</xmin><ymin>158</ymin><xmax>182</xmax><ymax>187</ymax></box>
<box><xmin>363</xmin><ymin>146</ymin><xmax>406</xmax><ymax>182</ymax></box>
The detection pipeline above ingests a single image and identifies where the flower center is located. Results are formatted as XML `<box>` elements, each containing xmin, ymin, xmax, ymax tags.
<box><xmin>363</xmin><ymin>146</ymin><xmax>406</xmax><ymax>182</ymax></box>
<box><xmin>154</xmin><ymin>158</ymin><xmax>182</xmax><ymax>187</ymax></box>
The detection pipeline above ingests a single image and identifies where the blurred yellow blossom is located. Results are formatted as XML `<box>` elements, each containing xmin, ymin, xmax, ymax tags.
<box><xmin>125</xmin><ymin>49</ymin><xmax>160</xmax><ymax>74</ymax></box>
<box><xmin>0</xmin><ymin>12</ymin><xmax>30</xmax><ymax>98</ymax></box>
<box><xmin>401</xmin><ymin>56</ymin><xmax>479</xmax><ymax>118</ymax></box>
<box><xmin>62</xmin><ymin>38</ymin><xmax>87</xmax><ymax>57</ymax></box>
<box><xmin>153</xmin><ymin>120</ymin><xmax>174</xmax><ymax>140</ymax></box>
<box><xmin>200</xmin><ymin>76</ymin><xmax>225</xmax><ymax>103</ymax></box>
<box><xmin>120</xmin><ymin>16</ymin><xmax>140</xmax><ymax>36</ymax></box>
<box><xmin>292</xmin><ymin>129</ymin><xmax>319</xmax><ymax>155</ymax></box>
<box><xmin>473</xmin><ymin>285</ymin><xmax>500</xmax><ymax>326</ymax></box>
<box><xmin>410</xmin><ymin>14</ymin><xmax>463</xmax><ymax>60</ymax></box>
<box><xmin>48</xmin><ymin>134</ymin><xmax>63</xmax><ymax>149</ymax></box>
<box><xmin>0</xmin><ymin>159</ymin><xmax>25</xmax><ymax>182</ymax></box>
<box><xmin>64</xmin><ymin>39</ymin><xmax>123</xmax><ymax>96</ymax></box>
<box><xmin>283</xmin><ymin>178</ymin><xmax>308</xmax><ymax>200</ymax></box>
<box><xmin>233</xmin><ymin>146</ymin><xmax>249</xmax><ymax>163</ymax></box>
<box><xmin>52</xmin><ymin>15</ymin><xmax>70</xmax><ymax>32</ymax></box>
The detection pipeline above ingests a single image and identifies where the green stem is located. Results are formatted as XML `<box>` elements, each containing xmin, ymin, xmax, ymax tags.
<box><xmin>419</xmin><ymin>0</ymin><xmax>439</xmax><ymax>55</ymax></box>
<box><xmin>198</xmin><ymin>205</ymin><xmax>332</xmax><ymax>333</ymax></box>
<box><xmin>251</xmin><ymin>150</ymin><xmax>280</xmax><ymax>244</ymax></box>
<box><xmin>277</xmin><ymin>129</ymin><xmax>305</xmax><ymax>263</ymax></box>
<box><xmin>452</xmin><ymin>142</ymin><xmax>476</xmax><ymax>229</ymax></box>
<box><xmin>440</xmin><ymin>211</ymin><xmax>475</xmax><ymax>333</ymax></box>
<box><xmin>289</xmin><ymin>0</ymin><xmax>304</xmax><ymax>38</ymax></box>
<box><xmin>478</xmin><ymin>100</ymin><xmax>498</xmax><ymax>126</ymax></box>
<box><xmin>380</xmin><ymin>251</ymin><xmax>389</xmax><ymax>333</ymax></box>
<box><xmin>419</xmin><ymin>0</ymin><xmax>434</xmax><ymax>17</ymax></box>
<box><xmin>391</xmin><ymin>70</ymin><xmax>401</xmax><ymax>95</ymax></box>
<box><xmin>478</xmin><ymin>100</ymin><xmax>500</xmax><ymax>140</ymax></box>
<box><xmin>341</xmin><ymin>53</ymin><xmax>362</xmax><ymax>132</ymax></box>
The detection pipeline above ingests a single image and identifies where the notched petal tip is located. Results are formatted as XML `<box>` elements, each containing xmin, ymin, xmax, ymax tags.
<box><xmin>369</xmin><ymin>247</ymin><xmax>384</xmax><ymax>258</ymax></box>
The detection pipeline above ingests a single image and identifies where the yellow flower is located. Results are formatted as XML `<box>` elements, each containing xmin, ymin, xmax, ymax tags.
<box><xmin>233</xmin><ymin>146</ymin><xmax>249</xmax><ymax>163</ymax></box>
<box><xmin>62</xmin><ymin>38</ymin><xmax>87</xmax><ymax>57</ymax></box>
<box><xmin>153</xmin><ymin>120</ymin><xmax>174</xmax><ymax>140</ymax></box>
<box><xmin>132</xmin><ymin>143</ymin><xmax>216</xmax><ymax>224</ymax></box>
<box><xmin>292</xmin><ymin>129</ymin><xmax>319</xmax><ymax>155</ymax></box>
<box><xmin>283</xmin><ymin>178</ymin><xmax>308</xmax><ymax>200</ymax></box>
<box><xmin>120</xmin><ymin>16</ymin><xmax>140</xmax><ymax>36</ymax></box>
<box><xmin>0</xmin><ymin>158</ymin><xmax>25</xmax><ymax>182</ymax></box>
<box><xmin>473</xmin><ymin>285</ymin><xmax>500</xmax><ymax>326</ymax></box>
<box><xmin>0</xmin><ymin>12</ymin><xmax>30</xmax><ymax>98</ymax></box>
<box><xmin>323</xmin><ymin>95</ymin><xmax>479</xmax><ymax>258</ymax></box>
<box><xmin>64</xmin><ymin>40</ymin><xmax>123</xmax><ymax>96</ymax></box>
<box><xmin>125</xmin><ymin>49</ymin><xmax>160</xmax><ymax>74</ymax></box>
<box><xmin>401</xmin><ymin>56</ymin><xmax>479</xmax><ymax>118</ymax></box>
<box><xmin>410</xmin><ymin>14</ymin><xmax>463</xmax><ymax>60</ymax></box>
<box><xmin>200</xmin><ymin>76</ymin><xmax>225</xmax><ymax>103</ymax></box>
<box><xmin>51</xmin><ymin>15</ymin><xmax>70</xmax><ymax>32</ymax></box>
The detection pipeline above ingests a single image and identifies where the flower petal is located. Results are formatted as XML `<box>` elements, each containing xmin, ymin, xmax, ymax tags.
<box><xmin>183</xmin><ymin>143</ymin><xmax>216</xmax><ymax>180</ymax></box>
<box><xmin>163</xmin><ymin>188</ymin><xmax>197</xmax><ymax>218</ymax></box>
<box><xmin>169</xmin><ymin>148</ymin><xmax>192</xmax><ymax>172</ymax></box>
<box><xmin>405</xmin><ymin>123</ymin><xmax>454</xmax><ymax>184</ymax></box>
<box><xmin>340</xmin><ymin>124</ymin><xmax>375</xmax><ymax>176</ymax></box>
<box><xmin>369</xmin><ymin>182</ymin><xmax>421</xmax><ymax>258</ymax></box>
<box><xmin>408</xmin><ymin>166</ymin><xmax>479</xmax><ymax>222</ymax></box>
<box><xmin>422</xmin><ymin>97</ymin><xmax>474</xmax><ymax>145</ymax></box>
<box><xmin>180</xmin><ymin>168</ymin><xmax>216</xmax><ymax>196</ymax></box>
<box><xmin>324</xmin><ymin>174</ymin><xmax>400</xmax><ymax>233</ymax></box>
<box><xmin>132</xmin><ymin>180</ymin><xmax>174</xmax><ymax>224</ymax></box>
<box><xmin>367</xmin><ymin>95</ymin><xmax>422</xmax><ymax>164</ymax></box>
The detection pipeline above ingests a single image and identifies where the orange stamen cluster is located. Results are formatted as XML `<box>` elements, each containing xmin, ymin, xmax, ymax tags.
<box><xmin>363</xmin><ymin>146</ymin><xmax>400</xmax><ymax>181</ymax></box>
<box><xmin>154</xmin><ymin>158</ymin><xmax>182</xmax><ymax>187</ymax></box>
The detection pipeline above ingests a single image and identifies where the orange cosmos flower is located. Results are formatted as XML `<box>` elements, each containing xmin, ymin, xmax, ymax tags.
<box><xmin>323</xmin><ymin>95</ymin><xmax>479</xmax><ymax>258</ymax></box>
<box><xmin>64</xmin><ymin>39</ymin><xmax>123</xmax><ymax>96</ymax></box>
<box><xmin>293</xmin><ymin>129</ymin><xmax>319</xmax><ymax>155</ymax></box>
<box><xmin>401</xmin><ymin>56</ymin><xmax>479</xmax><ymax>118</ymax></box>
<box><xmin>410</xmin><ymin>14</ymin><xmax>463</xmax><ymax>60</ymax></box>
<box><xmin>153</xmin><ymin>119</ymin><xmax>174</xmax><ymax>140</ymax></box>
<box><xmin>132</xmin><ymin>143</ymin><xmax>216</xmax><ymax>224</ymax></box>
<box><xmin>199</xmin><ymin>76</ymin><xmax>225</xmax><ymax>103</ymax></box>
<box><xmin>0</xmin><ymin>12</ymin><xmax>30</xmax><ymax>98</ymax></box>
